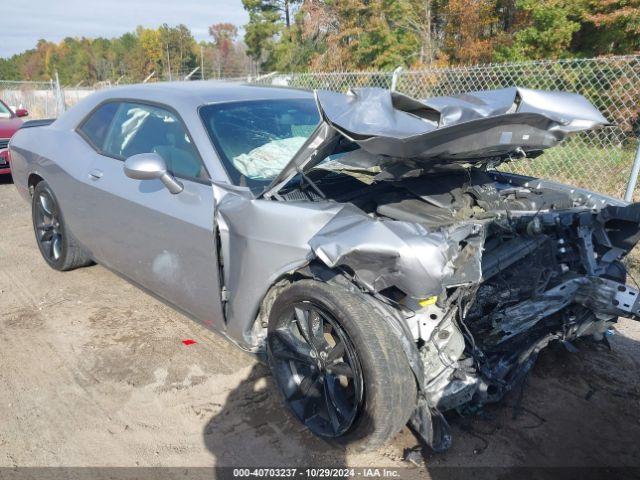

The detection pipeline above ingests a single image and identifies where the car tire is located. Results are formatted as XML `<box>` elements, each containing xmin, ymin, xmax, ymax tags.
<box><xmin>267</xmin><ymin>279</ymin><xmax>417</xmax><ymax>451</ymax></box>
<box><xmin>32</xmin><ymin>181</ymin><xmax>93</xmax><ymax>271</ymax></box>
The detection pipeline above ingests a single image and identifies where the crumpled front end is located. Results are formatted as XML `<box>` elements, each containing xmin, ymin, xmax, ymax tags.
<box><xmin>216</xmin><ymin>86</ymin><xmax>640</xmax><ymax>452</ymax></box>
<box><xmin>279</xmin><ymin>172</ymin><xmax>640</xmax><ymax>452</ymax></box>
<box><xmin>373</xmin><ymin>180</ymin><xmax>640</xmax><ymax>452</ymax></box>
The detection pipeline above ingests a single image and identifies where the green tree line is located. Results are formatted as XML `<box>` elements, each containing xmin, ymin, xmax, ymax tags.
<box><xmin>243</xmin><ymin>0</ymin><xmax>640</xmax><ymax>71</ymax></box>
<box><xmin>0</xmin><ymin>23</ymin><xmax>251</xmax><ymax>84</ymax></box>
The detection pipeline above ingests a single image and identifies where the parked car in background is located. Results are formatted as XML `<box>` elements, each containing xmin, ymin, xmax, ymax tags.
<box><xmin>0</xmin><ymin>99</ymin><xmax>28</xmax><ymax>175</ymax></box>
<box><xmin>8</xmin><ymin>82</ymin><xmax>640</xmax><ymax>452</ymax></box>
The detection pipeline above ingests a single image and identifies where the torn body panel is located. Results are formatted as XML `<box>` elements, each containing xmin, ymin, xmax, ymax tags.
<box><xmin>213</xmin><ymin>184</ymin><xmax>342</xmax><ymax>346</ymax></box>
<box><xmin>309</xmin><ymin>211</ymin><xmax>484</xmax><ymax>297</ymax></box>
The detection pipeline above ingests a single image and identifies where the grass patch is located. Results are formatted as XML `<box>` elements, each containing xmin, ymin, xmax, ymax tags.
<box><xmin>501</xmin><ymin>141</ymin><xmax>637</xmax><ymax>200</ymax></box>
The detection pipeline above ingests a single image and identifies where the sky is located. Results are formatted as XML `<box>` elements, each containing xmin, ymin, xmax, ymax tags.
<box><xmin>0</xmin><ymin>0</ymin><xmax>249</xmax><ymax>58</ymax></box>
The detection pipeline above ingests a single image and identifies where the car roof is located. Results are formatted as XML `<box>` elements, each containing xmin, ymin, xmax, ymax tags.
<box><xmin>53</xmin><ymin>80</ymin><xmax>317</xmax><ymax>136</ymax></box>
<box><xmin>102</xmin><ymin>81</ymin><xmax>314</xmax><ymax>106</ymax></box>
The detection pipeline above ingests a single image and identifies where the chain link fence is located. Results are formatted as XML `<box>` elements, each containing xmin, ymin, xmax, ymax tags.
<box><xmin>0</xmin><ymin>80</ymin><xmax>61</xmax><ymax>119</ymax></box>
<box><xmin>2</xmin><ymin>56</ymin><xmax>639</xmax><ymax>199</ymax></box>
<box><xmin>252</xmin><ymin>56</ymin><xmax>640</xmax><ymax>200</ymax></box>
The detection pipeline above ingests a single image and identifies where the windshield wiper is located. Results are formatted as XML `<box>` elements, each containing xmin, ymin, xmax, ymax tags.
<box><xmin>298</xmin><ymin>169</ymin><xmax>326</xmax><ymax>199</ymax></box>
<box><xmin>279</xmin><ymin>168</ymin><xmax>326</xmax><ymax>200</ymax></box>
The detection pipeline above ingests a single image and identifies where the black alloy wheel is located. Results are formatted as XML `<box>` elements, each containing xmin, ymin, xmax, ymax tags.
<box><xmin>268</xmin><ymin>301</ymin><xmax>364</xmax><ymax>438</ymax></box>
<box><xmin>34</xmin><ymin>187</ymin><xmax>64</xmax><ymax>263</ymax></box>
<box><xmin>31</xmin><ymin>181</ymin><xmax>93</xmax><ymax>271</ymax></box>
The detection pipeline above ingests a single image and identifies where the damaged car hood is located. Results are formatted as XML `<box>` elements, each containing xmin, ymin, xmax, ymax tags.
<box><xmin>262</xmin><ymin>86</ymin><xmax>609</xmax><ymax>198</ymax></box>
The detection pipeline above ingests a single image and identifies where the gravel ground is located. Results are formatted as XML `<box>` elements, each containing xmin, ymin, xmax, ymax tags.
<box><xmin>1</xmin><ymin>178</ymin><xmax>640</xmax><ymax>476</ymax></box>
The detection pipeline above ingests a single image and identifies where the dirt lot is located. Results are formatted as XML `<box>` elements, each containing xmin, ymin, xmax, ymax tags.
<box><xmin>1</xmin><ymin>178</ymin><xmax>640</xmax><ymax>475</ymax></box>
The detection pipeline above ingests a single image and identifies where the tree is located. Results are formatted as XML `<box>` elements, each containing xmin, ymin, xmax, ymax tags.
<box><xmin>138</xmin><ymin>27</ymin><xmax>163</xmax><ymax>77</ymax></box>
<box><xmin>158</xmin><ymin>24</ymin><xmax>197</xmax><ymax>80</ymax></box>
<box><xmin>242</xmin><ymin>0</ymin><xmax>285</xmax><ymax>65</ymax></box>
<box><xmin>0</xmin><ymin>58</ymin><xmax>20</xmax><ymax>80</ymax></box>
<box><xmin>305</xmin><ymin>0</ymin><xmax>420</xmax><ymax>71</ymax></box>
<box><xmin>397</xmin><ymin>0</ymin><xmax>437</xmax><ymax>65</ymax></box>
<box><xmin>209</xmin><ymin>23</ymin><xmax>239</xmax><ymax>77</ymax></box>
<box><xmin>579</xmin><ymin>0</ymin><xmax>640</xmax><ymax>55</ymax></box>
<box><xmin>440</xmin><ymin>0</ymin><xmax>497</xmax><ymax>64</ymax></box>
<box><xmin>494</xmin><ymin>0</ymin><xmax>583</xmax><ymax>61</ymax></box>
<box><xmin>252</xmin><ymin>0</ymin><xmax>302</xmax><ymax>28</ymax></box>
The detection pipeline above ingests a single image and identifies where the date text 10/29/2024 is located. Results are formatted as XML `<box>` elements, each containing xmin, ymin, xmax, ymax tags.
<box><xmin>232</xmin><ymin>468</ymin><xmax>402</xmax><ymax>478</ymax></box>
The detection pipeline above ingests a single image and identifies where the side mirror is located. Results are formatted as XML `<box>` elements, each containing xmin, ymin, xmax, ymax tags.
<box><xmin>123</xmin><ymin>153</ymin><xmax>183</xmax><ymax>194</ymax></box>
<box><xmin>15</xmin><ymin>108</ymin><xmax>29</xmax><ymax>118</ymax></box>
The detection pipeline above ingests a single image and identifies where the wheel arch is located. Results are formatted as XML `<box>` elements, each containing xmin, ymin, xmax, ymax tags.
<box><xmin>252</xmin><ymin>262</ymin><xmax>424</xmax><ymax>392</ymax></box>
<box><xmin>264</xmin><ymin>274</ymin><xmax>421</xmax><ymax>449</ymax></box>
<box><xmin>27</xmin><ymin>172</ymin><xmax>45</xmax><ymax>196</ymax></box>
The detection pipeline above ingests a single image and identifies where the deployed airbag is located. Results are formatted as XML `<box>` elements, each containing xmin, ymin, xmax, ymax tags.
<box><xmin>232</xmin><ymin>137</ymin><xmax>307</xmax><ymax>179</ymax></box>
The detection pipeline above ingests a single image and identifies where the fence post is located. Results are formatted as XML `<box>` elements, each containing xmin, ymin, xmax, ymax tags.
<box><xmin>47</xmin><ymin>79</ymin><xmax>53</xmax><ymax>117</ymax></box>
<box><xmin>391</xmin><ymin>66</ymin><xmax>403</xmax><ymax>91</ymax></box>
<box><xmin>54</xmin><ymin>71</ymin><xmax>65</xmax><ymax>116</ymax></box>
<box><xmin>255</xmin><ymin>72</ymin><xmax>279</xmax><ymax>84</ymax></box>
<box><xmin>624</xmin><ymin>139</ymin><xmax>640</xmax><ymax>202</ymax></box>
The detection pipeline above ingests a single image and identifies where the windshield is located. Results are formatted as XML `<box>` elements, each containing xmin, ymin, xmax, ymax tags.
<box><xmin>200</xmin><ymin>98</ymin><xmax>320</xmax><ymax>189</ymax></box>
<box><xmin>0</xmin><ymin>101</ymin><xmax>12</xmax><ymax>119</ymax></box>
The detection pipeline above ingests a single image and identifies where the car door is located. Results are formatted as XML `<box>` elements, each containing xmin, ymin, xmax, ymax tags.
<box><xmin>75</xmin><ymin>100</ymin><xmax>225</xmax><ymax>328</ymax></box>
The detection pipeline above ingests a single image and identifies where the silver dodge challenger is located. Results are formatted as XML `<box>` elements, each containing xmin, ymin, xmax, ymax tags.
<box><xmin>9</xmin><ymin>82</ymin><xmax>640</xmax><ymax>451</ymax></box>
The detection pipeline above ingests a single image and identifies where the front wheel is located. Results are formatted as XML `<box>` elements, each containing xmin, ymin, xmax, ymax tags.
<box><xmin>32</xmin><ymin>181</ymin><xmax>93</xmax><ymax>271</ymax></box>
<box><xmin>267</xmin><ymin>280</ymin><xmax>417</xmax><ymax>451</ymax></box>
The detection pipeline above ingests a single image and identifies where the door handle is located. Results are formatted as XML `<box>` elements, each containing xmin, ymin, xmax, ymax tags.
<box><xmin>88</xmin><ymin>169</ymin><xmax>103</xmax><ymax>180</ymax></box>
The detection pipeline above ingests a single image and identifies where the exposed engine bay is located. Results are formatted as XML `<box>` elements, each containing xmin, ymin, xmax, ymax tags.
<box><xmin>272</xmin><ymin>160</ymin><xmax>640</xmax><ymax>451</ymax></box>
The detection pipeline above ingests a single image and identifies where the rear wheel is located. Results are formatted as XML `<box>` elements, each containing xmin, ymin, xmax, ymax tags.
<box><xmin>267</xmin><ymin>280</ymin><xmax>417</xmax><ymax>451</ymax></box>
<box><xmin>32</xmin><ymin>181</ymin><xmax>92</xmax><ymax>271</ymax></box>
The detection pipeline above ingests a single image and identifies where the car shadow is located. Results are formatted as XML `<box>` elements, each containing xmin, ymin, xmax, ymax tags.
<box><xmin>202</xmin><ymin>363</ymin><xmax>348</xmax><ymax>472</ymax></box>
<box><xmin>409</xmin><ymin>327</ymin><xmax>640</xmax><ymax>475</ymax></box>
<box><xmin>202</xmin><ymin>323</ymin><xmax>640</xmax><ymax>475</ymax></box>
<box><xmin>0</xmin><ymin>174</ymin><xmax>13</xmax><ymax>185</ymax></box>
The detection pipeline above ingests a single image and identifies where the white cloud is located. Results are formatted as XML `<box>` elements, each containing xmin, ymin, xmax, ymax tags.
<box><xmin>0</xmin><ymin>0</ymin><xmax>248</xmax><ymax>57</ymax></box>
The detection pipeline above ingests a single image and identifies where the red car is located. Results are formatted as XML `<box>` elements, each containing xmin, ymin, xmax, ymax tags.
<box><xmin>0</xmin><ymin>99</ymin><xmax>28</xmax><ymax>175</ymax></box>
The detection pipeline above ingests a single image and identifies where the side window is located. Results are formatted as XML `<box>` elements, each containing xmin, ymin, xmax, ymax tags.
<box><xmin>84</xmin><ymin>101</ymin><xmax>207</xmax><ymax>180</ymax></box>
<box><xmin>78</xmin><ymin>102</ymin><xmax>118</xmax><ymax>150</ymax></box>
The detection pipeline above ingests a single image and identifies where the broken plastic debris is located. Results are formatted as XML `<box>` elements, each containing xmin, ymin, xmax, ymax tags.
<box><xmin>182</xmin><ymin>339</ymin><xmax>197</xmax><ymax>346</ymax></box>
